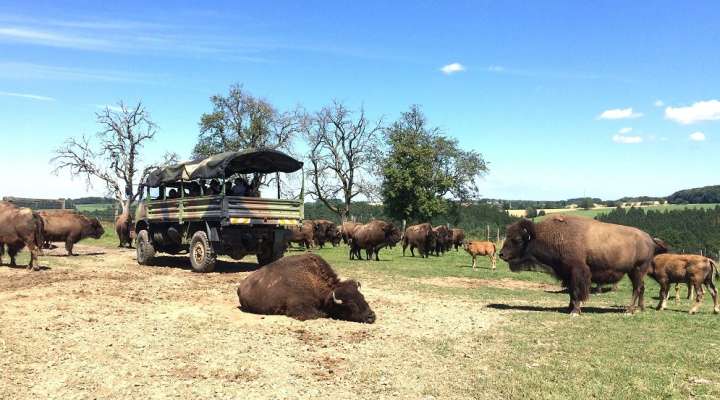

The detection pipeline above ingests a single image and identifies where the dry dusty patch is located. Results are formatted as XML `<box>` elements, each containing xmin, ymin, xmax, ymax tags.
<box><xmin>1</xmin><ymin>244</ymin><xmax>501</xmax><ymax>399</ymax></box>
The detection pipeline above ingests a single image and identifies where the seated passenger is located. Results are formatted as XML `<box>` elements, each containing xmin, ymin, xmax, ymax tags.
<box><xmin>168</xmin><ymin>189</ymin><xmax>179</xmax><ymax>199</ymax></box>
<box><xmin>230</xmin><ymin>177</ymin><xmax>248</xmax><ymax>196</ymax></box>
<box><xmin>209</xmin><ymin>179</ymin><xmax>222</xmax><ymax>195</ymax></box>
<box><xmin>188</xmin><ymin>182</ymin><xmax>201</xmax><ymax>196</ymax></box>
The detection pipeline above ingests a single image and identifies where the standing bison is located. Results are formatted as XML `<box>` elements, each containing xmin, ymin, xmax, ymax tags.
<box><xmin>0</xmin><ymin>201</ymin><xmax>44</xmax><ymax>270</ymax></box>
<box><xmin>39</xmin><ymin>211</ymin><xmax>105</xmax><ymax>255</ymax></box>
<box><xmin>451</xmin><ymin>228</ymin><xmax>465</xmax><ymax>251</ymax></box>
<box><xmin>402</xmin><ymin>223</ymin><xmax>436</xmax><ymax>258</ymax></box>
<box><xmin>498</xmin><ymin>215</ymin><xmax>667</xmax><ymax>315</ymax></box>
<box><xmin>288</xmin><ymin>220</ymin><xmax>316</xmax><ymax>249</ymax></box>
<box><xmin>340</xmin><ymin>221</ymin><xmax>360</xmax><ymax>244</ymax></box>
<box><xmin>433</xmin><ymin>225</ymin><xmax>451</xmax><ymax>256</ymax></box>
<box><xmin>349</xmin><ymin>220</ymin><xmax>402</xmax><ymax>261</ymax></box>
<box><xmin>648</xmin><ymin>254</ymin><xmax>718</xmax><ymax>314</ymax></box>
<box><xmin>115</xmin><ymin>211</ymin><xmax>135</xmax><ymax>248</ymax></box>
<box><xmin>237</xmin><ymin>253</ymin><xmax>376</xmax><ymax>323</ymax></box>
<box><xmin>312</xmin><ymin>219</ymin><xmax>339</xmax><ymax>248</ymax></box>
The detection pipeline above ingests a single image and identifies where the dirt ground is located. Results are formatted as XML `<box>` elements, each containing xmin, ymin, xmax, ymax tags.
<box><xmin>0</xmin><ymin>244</ymin><xmax>506</xmax><ymax>399</ymax></box>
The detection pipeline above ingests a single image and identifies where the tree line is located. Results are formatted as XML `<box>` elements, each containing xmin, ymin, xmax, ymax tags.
<box><xmin>597</xmin><ymin>206</ymin><xmax>720</xmax><ymax>256</ymax></box>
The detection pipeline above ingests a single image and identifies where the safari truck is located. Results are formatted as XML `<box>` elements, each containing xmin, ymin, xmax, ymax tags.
<box><xmin>134</xmin><ymin>149</ymin><xmax>304</xmax><ymax>272</ymax></box>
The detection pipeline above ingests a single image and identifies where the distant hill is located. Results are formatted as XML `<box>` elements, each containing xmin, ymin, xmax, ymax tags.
<box><xmin>666</xmin><ymin>185</ymin><xmax>720</xmax><ymax>204</ymax></box>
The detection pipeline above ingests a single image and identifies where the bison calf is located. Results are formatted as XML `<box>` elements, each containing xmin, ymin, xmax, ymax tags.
<box><xmin>649</xmin><ymin>254</ymin><xmax>719</xmax><ymax>314</ymax></box>
<box><xmin>463</xmin><ymin>240</ymin><xmax>497</xmax><ymax>270</ymax></box>
<box><xmin>237</xmin><ymin>253</ymin><xmax>376</xmax><ymax>323</ymax></box>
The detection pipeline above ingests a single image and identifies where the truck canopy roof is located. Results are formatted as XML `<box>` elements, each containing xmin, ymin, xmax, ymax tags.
<box><xmin>145</xmin><ymin>149</ymin><xmax>303</xmax><ymax>187</ymax></box>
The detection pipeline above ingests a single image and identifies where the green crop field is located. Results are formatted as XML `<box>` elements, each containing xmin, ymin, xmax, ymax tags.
<box><xmin>9</xmin><ymin>224</ymin><xmax>717</xmax><ymax>398</ymax></box>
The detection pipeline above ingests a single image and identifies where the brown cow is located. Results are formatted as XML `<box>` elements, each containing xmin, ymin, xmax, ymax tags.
<box><xmin>0</xmin><ymin>201</ymin><xmax>44</xmax><ymax>270</ymax></box>
<box><xmin>464</xmin><ymin>240</ymin><xmax>496</xmax><ymax>270</ymax></box>
<box><xmin>39</xmin><ymin>211</ymin><xmax>104</xmax><ymax>255</ymax></box>
<box><xmin>341</xmin><ymin>221</ymin><xmax>361</xmax><ymax>244</ymax></box>
<box><xmin>433</xmin><ymin>225</ymin><xmax>451</xmax><ymax>256</ymax></box>
<box><xmin>648</xmin><ymin>254</ymin><xmax>719</xmax><ymax>314</ymax></box>
<box><xmin>237</xmin><ymin>253</ymin><xmax>376</xmax><ymax>323</ymax></box>
<box><xmin>115</xmin><ymin>211</ymin><xmax>135</xmax><ymax>248</ymax></box>
<box><xmin>451</xmin><ymin>228</ymin><xmax>465</xmax><ymax>251</ymax></box>
<box><xmin>312</xmin><ymin>219</ymin><xmax>339</xmax><ymax>249</ymax></box>
<box><xmin>349</xmin><ymin>220</ymin><xmax>402</xmax><ymax>261</ymax></box>
<box><xmin>498</xmin><ymin>215</ymin><xmax>667</xmax><ymax>315</ymax></box>
<box><xmin>288</xmin><ymin>220</ymin><xmax>316</xmax><ymax>249</ymax></box>
<box><xmin>402</xmin><ymin>223</ymin><xmax>436</xmax><ymax>258</ymax></box>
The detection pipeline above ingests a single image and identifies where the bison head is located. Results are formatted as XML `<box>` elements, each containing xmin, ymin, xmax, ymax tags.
<box><xmin>90</xmin><ymin>218</ymin><xmax>105</xmax><ymax>239</ymax></box>
<box><xmin>326</xmin><ymin>280</ymin><xmax>376</xmax><ymax>324</ymax></box>
<box><xmin>499</xmin><ymin>219</ymin><xmax>536</xmax><ymax>271</ymax></box>
<box><xmin>385</xmin><ymin>224</ymin><xmax>402</xmax><ymax>248</ymax></box>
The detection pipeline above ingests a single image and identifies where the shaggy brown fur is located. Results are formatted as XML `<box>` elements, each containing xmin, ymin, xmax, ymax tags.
<box><xmin>237</xmin><ymin>253</ymin><xmax>375</xmax><ymax>323</ymax></box>
<box><xmin>340</xmin><ymin>221</ymin><xmax>361</xmax><ymax>244</ymax></box>
<box><xmin>349</xmin><ymin>220</ymin><xmax>402</xmax><ymax>261</ymax></box>
<box><xmin>649</xmin><ymin>254</ymin><xmax>719</xmax><ymax>314</ymax></box>
<box><xmin>402</xmin><ymin>223</ymin><xmax>437</xmax><ymax>258</ymax></box>
<box><xmin>312</xmin><ymin>219</ymin><xmax>339</xmax><ymax>248</ymax></box>
<box><xmin>288</xmin><ymin>221</ymin><xmax>316</xmax><ymax>249</ymax></box>
<box><xmin>499</xmin><ymin>215</ymin><xmax>667</xmax><ymax>315</ymax></box>
<box><xmin>451</xmin><ymin>228</ymin><xmax>465</xmax><ymax>251</ymax></box>
<box><xmin>432</xmin><ymin>225</ymin><xmax>451</xmax><ymax>256</ymax></box>
<box><xmin>0</xmin><ymin>201</ymin><xmax>44</xmax><ymax>270</ymax></box>
<box><xmin>464</xmin><ymin>240</ymin><xmax>496</xmax><ymax>270</ymax></box>
<box><xmin>39</xmin><ymin>211</ymin><xmax>104</xmax><ymax>255</ymax></box>
<box><xmin>115</xmin><ymin>211</ymin><xmax>135</xmax><ymax>248</ymax></box>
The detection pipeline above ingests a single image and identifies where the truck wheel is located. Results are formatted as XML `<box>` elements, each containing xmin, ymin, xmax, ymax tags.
<box><xmin>136</xmin><ymin>230</ymin><xmax>155</xmax><ymax>265</ymax></box>
<box><xmin>190</xmin><ymin>231</ymin><xmax>216</xmax><ymax>273</ymax></box>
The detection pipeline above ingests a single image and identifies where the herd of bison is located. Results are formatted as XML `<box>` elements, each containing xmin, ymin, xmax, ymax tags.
<box><xmin>1</xmin><ymin>200</ymin><xmax>718</xmax><ymax>321</ymax></box>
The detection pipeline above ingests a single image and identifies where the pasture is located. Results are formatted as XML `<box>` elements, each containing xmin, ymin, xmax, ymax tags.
<box><xmin>1</xmin><ymin>231</ymin><xmax>719</xmax><ymax>399</ymax></box>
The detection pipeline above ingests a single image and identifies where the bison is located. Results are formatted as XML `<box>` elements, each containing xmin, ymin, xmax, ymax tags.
<box><xmin>39</xmin><ymin>211</ymin><xmax>104</xmax><ymax>255</ymax></box>
<box><xmin>498</xmin><ymin>215</ymin><xmax>667</xmax><ymax>315</ymax></box>
<box><xmin>0</xmin><ymin>201</ymin><xmax>44</xmax><ymax>270</ymax></box>
<box><xmin>463</xmin><ymin>240</ymin><xmax>497</xmax><ymax>270</ymax></box>
<box><xmin>115</xmin><ymin>211</ymin><xmax>135</xmax><ymax>248</ymax></box>
<box><xmin>433</xmin><ymin>225</ymin><xmax>451</xmax><ymax>256</ymax></box>
<box><xmin>312</xmin><ymin>219</ymin><xmax>339</xmax><ymax>248</ymax></box>
<box><xmin>349</xmin><ymin>220</ymin><xmax>402</xmax><ymax>261</ymax></box>
<box><xmin>340</xmin><ymin>221</ymin><xmax>361</xmax><ymax>245</ymax></box>
<box><xmin>451</xmin><ymin>228</ymin><xmax>465</xmax><ymax>251</ymax></box>
<box><xmin>648</xmin><ymin>254</ymin><xmax>719</xmax><ymax>314</ymax></box>
<box><xmin>288</xmin><ymin>221</ymin><xmax>316</xmax><ymax>249</ymax></box>
<box><xmin>237</xmin><ymin>253</ymin><xmax>376</xmax><ymax>323</ymax></box>
<box><xmin>402</xmin><ymin>223</ymin><xmax>436</xmax><ymax>258</ymax></box>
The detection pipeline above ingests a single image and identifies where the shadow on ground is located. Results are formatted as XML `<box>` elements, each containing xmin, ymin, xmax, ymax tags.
<box><xmin>486</xmin><ymin>303</ymin><xmax>627</xmax><ymax>314</ymax></box>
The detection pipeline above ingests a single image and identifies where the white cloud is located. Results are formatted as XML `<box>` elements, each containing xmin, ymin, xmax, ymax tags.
<box><xmin>612</xmin><ymin>134</ymin><xmax>643</xmax><ymax>144</ymax></box>
<box><xmin>598</xmin><ymin>107</ymin><xmax>643</xmax><ymax>120</ymax></box>
<box><xmin>440</xmin><ymin>62</ymin><xmax>465</xmax><ymax>75</ymax></box>
<box><xmin>654</xmin><ymin>100</ymin><xmax>664</xmax><ymax>107</ymax></box>
<box><xmin>619</xmin><ymin>127</ymin><xmax>632</xmax><ymax>134</ymax></box>
<box><xmin>665</xmin><ymin>100</ymin><xmax>720</xmax><ymax>124</ymax></box>
<box><xmin>0</xmin><ymin>90</ymin><xmax>55</xmax><ymax>101</ymax></box>
<box><xmin>689</xmin><ymin>131</ymin><xmax>706</xmax><ymax>141</ymax></box>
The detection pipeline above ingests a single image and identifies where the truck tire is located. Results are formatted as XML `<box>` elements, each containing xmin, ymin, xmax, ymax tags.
<box><xmin>136</xmin><ymin>230</ymin><xmax>156</xmax><ymax>265</ymax></box>
<box><xmin>190</xmin><ymin>231</ymin><xmax>216</xmax><ymax>273</ymax></box>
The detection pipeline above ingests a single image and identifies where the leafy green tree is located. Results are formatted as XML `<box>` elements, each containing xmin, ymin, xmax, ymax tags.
<box><xmin>526</xmin><ymin>207</ymin><xmax>538</xmax><ymax>218</ymax></box>
<box><xmin>578</xmin><ymin>197</ymin><xmax>594</xmax><ymax>210</ymax></box>
<box><xmin>381</xmin><ymin>105</ymin><xmax>488</xmax><ymax>222</ymax></box>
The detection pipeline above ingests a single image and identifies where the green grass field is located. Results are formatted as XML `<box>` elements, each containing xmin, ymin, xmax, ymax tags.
<box><xmin>15</xmin><ymin>220</ymin><xmax>718</xmax><ymax>398</ymax></box>
<box><xmin>536</xmin><ymin>203</ymin><xmax>720</xmax><ymax>221</ymax></box>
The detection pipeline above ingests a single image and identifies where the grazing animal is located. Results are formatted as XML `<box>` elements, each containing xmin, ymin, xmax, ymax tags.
<box><xmin>451</xmin><ymin>228</ymin><xmax>465</xmax><ymax>251</ymax></box>
<box><xmin>432</xmin><ymin>225</ymin><xmax>451</xmax><ymax>256</ymax></box>
<box><xmin>312</xmin><ymin>219</ymin><xmax>339</xmax><ymax>249</ymax></box>
<box><xmin>288</xmin><ymin>221</ymin><xmax>316</xmax><ymax>249</ymax></box>
<box><xmin>0</xmin><ymin>201</ymin><xmax>44</xmax><ymax>270</ymax></box>
<box><xmin>237</xmin><ymin>253</ymin><xmax>376</xmax><ymax>323</ymax></box>
<box><xmin>498</xmin><ymin>215</ymin><xmax>667</xmax><ymax>315</ymax></box>
<box><xmin>340</xmin><ymin>221</ymin><xmax>361</xmax><ymax>244</ymax></box>
<box><xmin>463</xmin><ymin>240</ymin><xmax>497</xmax><ymax>270</ymax></box>
<box><xmin>648</xmin><ymin>254</ymin><xmax>719</xmax><ymax>314</ymax></box>
<box><xmin>349</xmin><ymin>220</ymin><xmax>402</xmax><ymax>261</ymax></box>
<box><xmin>115</xmin><ymin>211</ymin><xmax>135</xmax><ymax>248</ymax></box>
<box><xmin>39</xmin><ymin>211</ymin><xmax>104</xmax><ymax>255</ymax></box>
<box><xmin>402</xmin><ymin>223</ymin><xmax>437</xmax><ymax>258</ymax></box>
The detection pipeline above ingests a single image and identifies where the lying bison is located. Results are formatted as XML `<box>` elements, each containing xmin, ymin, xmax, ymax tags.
<box><xmin>464</xmin><ymin>240</ymin><xmax>496</xmax><ymax>270</ymax></box>
<box><xmin>0</xmin><ymin>201</ymin><xmax>44</xmax><ymax>270</ymax></box>
<box><xmin>350</xmin><ymin>220</ymin><xmax>402</xmax><ymax>261</ymax></box>
<box><xmin>499</xmin><ymin>215</ymin><xmax>667</xmax><ymax>315</ymax></box>
<box><xmin>237</xmin><ymin>253</ymin><xmax>376</xmax><ymax>323</ymax></box>
<box><xmin>451</xmin><ymin>228</ymin><xmax>465</xmax><ymax>251</ymax></box>
<box><xmin>39</xmin><ymin>211</ymin><xmax>104</xmax><ymax>255</ymax></box>
<box><xmin>402</xmin><ymin>223</ymin><xmax>436</xmax><ymax>258</ymax></box>
<box><xmin>648</xmin><ymin>254</ymin><xmax>718</xmax><ymax>314</ymax></box>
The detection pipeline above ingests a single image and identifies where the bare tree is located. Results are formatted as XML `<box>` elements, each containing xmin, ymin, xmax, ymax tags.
<box><xmin>302</xmin><ymin>101</ymin><xmax>383</xmax><ymax>220</ymax></box>
<box><xmin>52</xmin><ymin>102</ymin><xmax>161</xmax><ymax>214</ymax></box>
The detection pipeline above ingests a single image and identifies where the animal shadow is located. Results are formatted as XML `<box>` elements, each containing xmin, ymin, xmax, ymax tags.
<box><xmin>147</xmin><ymin>256</ymin><xmax>261</xmax><ymax>273</ymax></box>
<box><xmin>486</xmin><ymin>303</ymin><xmax>626</xmax><ymax>314</ymax></box>
<box><xmin>3</xmin><ymin>263</ymin><xmax>52</xmax><ymax>271</ymax></box>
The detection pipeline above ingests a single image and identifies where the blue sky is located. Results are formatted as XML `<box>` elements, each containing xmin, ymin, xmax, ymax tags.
<box><xmin>0</xmin><ymin>1</ymin><xmax>718</xmax><ymax>201</ymax></box>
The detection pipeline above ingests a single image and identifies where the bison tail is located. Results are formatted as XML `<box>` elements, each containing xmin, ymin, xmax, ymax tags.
<box><xmin>652</xmin><ymin>238</ymin><xmax>668</xmax><ymax>255</ymax></box>
<box><xmin>710</xmin><ymin>259</ymin><xmax>719</xmax><ymax>281</ymax></box>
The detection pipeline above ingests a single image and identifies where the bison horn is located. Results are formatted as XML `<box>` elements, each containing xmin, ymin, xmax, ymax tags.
<box><xmin>332</xmin><ymin>291</ymin><xmax>343</xmax><ymax>305</ymax></box>
<box><xmin>356</xmin><ymin>281</ymin><xmax>361</xmax><ymax>289</ymax></box>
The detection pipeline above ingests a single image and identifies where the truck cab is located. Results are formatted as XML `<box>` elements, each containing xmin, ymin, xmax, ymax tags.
<box><xmin>135</xmin><ymin>149</ymin><xmax>304</xmax><ymax>272</ymax></box>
